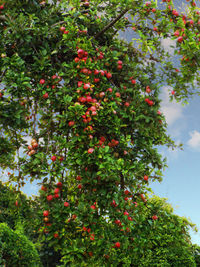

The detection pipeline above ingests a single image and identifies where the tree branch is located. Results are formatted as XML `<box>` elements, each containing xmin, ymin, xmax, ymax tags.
<box><xmin>0</xmin><ymin>69</ymin><xmax>7</xmax><ymax>83</ymax></box>
<box><xmin>94</xmin><ymin>7</ymin><xmax>130</xmax><ymax>39</ymax></box>
<box><xmin>120</xmin><ymin>172</ymin><xmax>124</xmax><ymax>191</ymax></box>
<box><xmin>0</xmin><ymin>15</ymin><xmax>6</xmax><ymax>21</ymax></box>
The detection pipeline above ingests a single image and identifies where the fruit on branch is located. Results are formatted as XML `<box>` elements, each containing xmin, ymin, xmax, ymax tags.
<box><xmin>64</xmin><ymin>202</ymin><xmax>69</xmax><ymax>207</ymax></box>
<box><xmin>152</xmin><ymin>215</ymin><xmax>158</xmax><ymax>220</ymax></box>
<box><xmin>51</xmin><ymin>156</ymin><xmax>56</xmax><ymax>162</ymax></box>
<box><xmin>43</xmin><ymin>210</ymin><xmax>49</xmax><ymax>217</ymax></box>
<box><xmin>43</xmin><ymin>93</ymin><xmax>48</xmax><ymax>99</ymax></box>
<box><xmin>47</xmin><ymin>195</ymin><xmax>53</xmax><ymax>201</ymax></box>
<box><xmin>114</xmin><ymin>242</ymin><xmax>121</xmax><ymax>248</ymax></box>
<box><xmin>39</xmin><ymin>79</ymin><xmax>45</xmax><ymax>85</ymax></box>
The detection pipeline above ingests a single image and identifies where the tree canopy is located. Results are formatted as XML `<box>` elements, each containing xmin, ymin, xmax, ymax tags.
<box><xmin>0</xmin><ymin>0</ymin><xmax>200</xmax><ymax>265</ymax></box>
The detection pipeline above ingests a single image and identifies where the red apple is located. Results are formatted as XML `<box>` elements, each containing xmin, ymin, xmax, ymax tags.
<box><xmin>39</xmin><ymin>79</ymin><xmax>45</xmax><ymax>85</ymax></box>
<box><xmin>114</xmin><ymin>242</ymin><xmax>121</xmax><ymax>248</ymax></box>
<box><xmin>124</xmin><ymin>102</ymin><xmax>130</xmax><ymax>107</ymax></box>
<box><xmin>174</xmin><ymin>30</ymin><xmax>180</xmax><ymax>37</ymax></box>
<box><xmin>107</xmin><ymin>88</ymin><xmax>112</xmax><ymax>93</ymax></box>
<box><xmin>88</xmin><ymin>148</ymin><xmax>94</xmax><ymax>154</ymax></box>
<box><xmin>54</xmin><ymin>188</ymin><xmax>60</xmax><ymax>194</ymax></box>
<box><xmin>99</xmin><ymin>70</ymin><xmax>105</xmax><ymax>76</ymax></box>
<box><xmin>68</xmin><ymin>121</ymin><xmax>75</xmax><ymax>126</ymax></box>
<box><xmin>54</xmin><ymin>233</ymin><xmax>59</xmax><ymax>238</ymax></box>
<box><xmin>43</xmin><ymin>210</ymin><xmax>49</xmax><ymax>217</ymax></box>
<box><xmin>83</xmin><ymin>1</ymin><xmax>90</xmax><ymax>7</ymax></box>
<box><xmin>111</xmin><ymin>200</ymin><xmax>117</xmax><ymax>207</ymax></box>
<box><xmin>131</xmin><ymin>79</ymin><xmax>136</xmax><ymax>84</ymax></box>
<box><xmin>94</xmin><ymin>69</ymin><xmax>99</xmax><ymax>75</ymax></box>
<box><xmin>59</xmin><ymin>156</ymin><xmax>64</xmax><ymax>162</ymax></box>
<box><xmin>106</xmin><ymin>72</ymin><xmax>112</xmax><ymax>79</ymax></box>
<box><xmin>77</xmin><ymin>49</ymin><xmax>85</xmax><ymax>57</ymax></box>
<box><xmin>94</xmin><ymin>78</ymin><xmax>100</xmax><ymax>83</ymax></box>
<box><xmin>47</xmin><ymin>195</ymin><xmax>53</xmax><ymax>201</ymax></box>
<box><xmin>41</xmin><ymin>185</ymin><xmax>47</xmax><ymax>191</ymax></box>
<box><xmin>28</xmin><ymin>150</ymin><xmax>36</xmax><ymax>156</ymax></box>
<box><xmin>77</xmin><ymin>184</ymin><xmax>82</xmax><ymax>189</ymax></box>
<box><xmin>172</xmin><ymin>9</ymin><xmax>179</xmax><ymax>16</ymax></box>
<box><xmin>177</xmin><ymin>36</ymin><xmax>183</xmax><ymax>43</ymax></box>
<box><xmin>115</xmin><ymin>92</ymin><xmax>121</xmax><ymax>98</ymax></box>
<box><xmin>74</xmin><ymin>57</ymin><xmax>80</xmax><ymax>63</ymax></box>
<box><xmin>81</xmin><ymin>68</ymin><xmax>88</xmax><ymax>74</ymax></box>
<box><xmin>32</xmin><ymin>142</ymin><xmax>38</xmax><ymax>149</ymax></box>
<box><xmin>64</xmin><ymin>202</ymin><xmax>69</xmax><ymax>207</ymax></box>
<box><xmin>51</xmin><ymin>155</ymin><xmax>57</xmax><ymax>162</ymax></box>
<box><xmin>43</xmin><ymin>92</ymin><xmax>48</xmax><ymax>98</ymax></box>
<box><xmin>83</xmin><ymin>83</ymin><xmax>90</xmax><ymax>90</ymax></box>
<box><xmin>86</xmin><ymin>96</ymin><xmax>92</xmax><ymax>102</ymax></box>
<box><xmin>115</xmin><ymin>219</ymin><xmax>121</xmax><ymax>225</ymax></box>
<box><xmin>76</xmin><ymin>175</ymin><xmax>82</xmax><ymax>181</ymax></box>
<box><xmin>99</xmin><ymin>92</ymin><xmax>105</xmax><ymax>98</ymax></box>
<box><xmin>60</xmin><ymin>26</ymin><xmax>66</xmax><ymax>32</ymax></box>
<box><xmin>148</xmin><ymin>100</ymin><xmax>154</xmax><ymax>106</ymax></box>
<box><xmin>90</xmin><ymin>234</ymin><xmax>95</xmax><ymax>240</ymax></box>
<box><xmin>124</xmin><ymin>190</ymin><xmax>130</xmax><ymax>195</ymax></box>
<box><xmin>152</xmin><ymin>215</ymin><xmax>158</xmax><ymax>220</ymax></box>
<box><xmin>57</xmin><ymin>182</ymin><xmax>63</xmax><ymax>187</ymax></box>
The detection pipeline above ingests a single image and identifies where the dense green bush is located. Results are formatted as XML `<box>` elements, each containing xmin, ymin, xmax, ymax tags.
<box><xmin>0</xmin><ymin>180</ymin><xmax>39</xmax><ymax>239</ymax></box>
<box><xmin>130</xmin><ymin>196</ymin><xmax>197</xmax><ymax>267</ymax></box>
<box><xmin>0</xmin><ymin>223</ymin><xmax>41</xmax><ymax>267</ymax></box>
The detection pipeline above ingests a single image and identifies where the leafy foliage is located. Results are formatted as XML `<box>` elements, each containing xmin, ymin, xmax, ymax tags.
<box><xmin>0</xmin><ymin>0</ymin><xmax>199</xmax><ymax>265</ymax></box>
<box><xmin>0</xmin><ymin>223</ymin><xmax>41</xmax><ymax>266</ymax></box>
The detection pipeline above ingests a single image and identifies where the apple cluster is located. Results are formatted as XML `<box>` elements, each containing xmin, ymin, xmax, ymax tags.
<box><xmin>27</xmin><ymin>139</ymin><xmax>38</xmax><ymax>156</ymax></box>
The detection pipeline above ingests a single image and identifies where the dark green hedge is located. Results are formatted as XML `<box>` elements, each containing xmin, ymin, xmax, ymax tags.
<box><xmin>0</xmin><ymin>223</ymin><xmax>41</xmax><ymax>267</ymax></box>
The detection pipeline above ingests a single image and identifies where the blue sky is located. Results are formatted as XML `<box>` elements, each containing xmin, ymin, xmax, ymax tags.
<box><xmin>152</xmin><ymin>92</ymin><xmax>200</xmax><ymax>245</ymax></box>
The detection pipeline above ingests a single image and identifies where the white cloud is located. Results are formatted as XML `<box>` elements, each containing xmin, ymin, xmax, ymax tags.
<box><xmin>160</xmin><ymin>86</ymin><xmax>184</xmax><ymax>127</ymax></box>
<box><xmin>187</xmin><ymin>130</ymin><xmax>200</xmax><ymax>150</ymax></box>
<box><xmin>161</xmin><ymin>38</ymin><xmax>176</xmax><ymax>55</ymax></box>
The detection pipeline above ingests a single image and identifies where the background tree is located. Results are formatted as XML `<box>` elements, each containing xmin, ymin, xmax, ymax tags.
<box><xmin>132</xmin><ymin>195</ymin><xmax>197</xmax><ymax>266</ymax></box>
<box><xmin>0</xmin><ymin>180</ymin><xmax>39</xmax><ymax>239</ymax></box>
<box><xmin>0</xmin><ymin>223</ymin><xmax>41</xmax><ymax>266</ymax></box>
<box><xmin>0</xmin><ymin>0</ymin><xmax>199</xmax><ymax>265</ymax></box>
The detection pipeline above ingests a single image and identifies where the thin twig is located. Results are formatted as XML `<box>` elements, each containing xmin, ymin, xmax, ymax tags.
<box><xmin>0</xmin><ymin>69</ymin><xmax>7</xmax><ymax>82</ymax></box>
<box><xmin>94</xmin><ymin>7</ymin><xmax>130</xmax><ymax>39</ymax></box>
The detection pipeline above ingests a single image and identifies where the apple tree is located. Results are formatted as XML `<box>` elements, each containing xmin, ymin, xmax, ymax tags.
<box><xmin>0</xmin><ymin>0</ymin><xmax>199</xmax><ymax>265</ymax></box>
